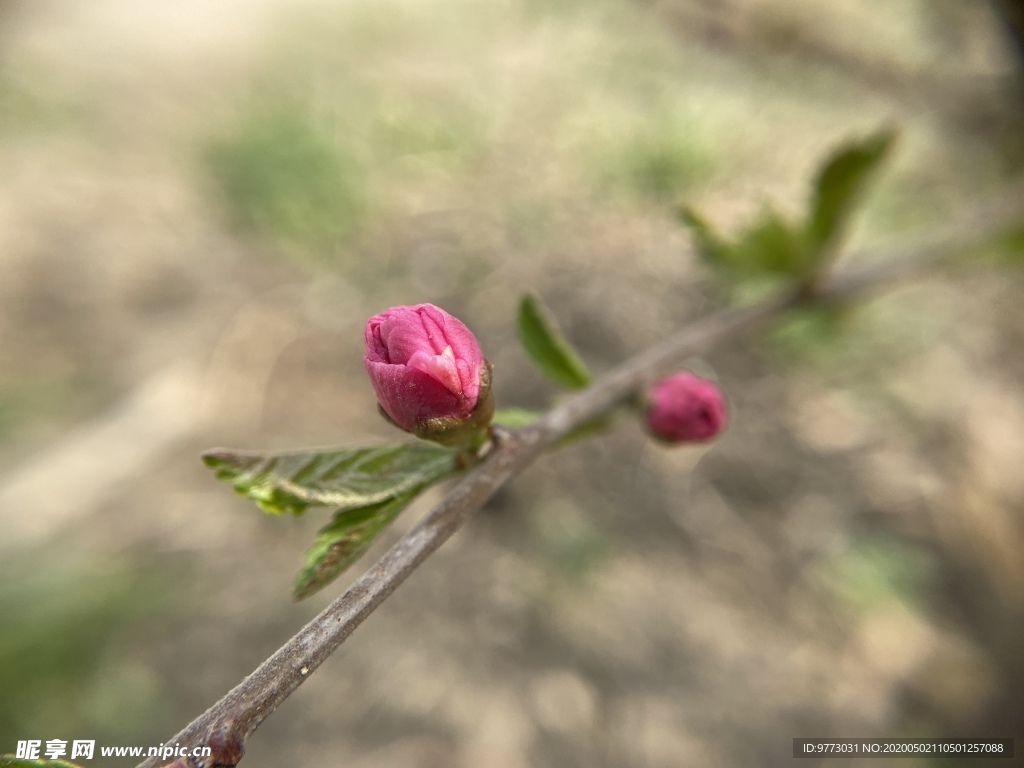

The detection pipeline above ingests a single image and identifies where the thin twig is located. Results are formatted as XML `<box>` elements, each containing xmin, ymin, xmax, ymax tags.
<box><xmin>137</xmin><ymin>181</ymin><xmax>1022</xmax><ymax>768</ymax></box>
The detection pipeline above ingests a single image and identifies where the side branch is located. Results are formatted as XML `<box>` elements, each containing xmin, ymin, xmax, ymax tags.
<box><xmin>137</xmin><ymin>181</ymin><xmax>1022</xmax><ymax>768</ymax></box>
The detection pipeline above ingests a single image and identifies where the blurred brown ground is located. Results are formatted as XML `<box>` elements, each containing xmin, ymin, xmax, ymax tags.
<box><xmin>1</xmin><ymin>1</ymin><xmax>1023</xmax><ymax>766</ymax></box>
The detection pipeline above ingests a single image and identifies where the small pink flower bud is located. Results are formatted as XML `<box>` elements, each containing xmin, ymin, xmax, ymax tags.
<box><xmin>364</xmin><ymin>303</ymin><xmax>493</xmax><ymax>444</ymax></box>
<box><xmin>645</xmin><ymin>372</ymin><xmax>727</xmax><ymax>443</ymax></box>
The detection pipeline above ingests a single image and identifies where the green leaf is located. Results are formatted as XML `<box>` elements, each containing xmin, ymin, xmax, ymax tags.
<box><xmin>517</xmin><ymin>295</ymin><xmax>593</xmax><ymax>390</ymax></box>
<box><xmin>678</xmin><ymin>206</ymin><xmax>736</xmax><ymax>270</ymax></box>
<box><xmin>0</xmin><ymin>758</ymin><xmax>85</xmax><ymax>768</ymax></box>
<box><xmin>492</xmin><ymin>407</ymin><xmax>542</xmax><ymax>429</ymax></box>
<box><xmin>202</xmin><ymin>442</ymin><xmax>459</xmax><ymax>516</ymax></box>
<box><xmin>294</xmin><ymin>492</ymin><xmax>417</xmax><ymax>599</ymax></box>
<box><xmin>683</xmin><ymin>204</ymin><xmax>807</xmax><ymax>279</ymax></box>
<box><xmin>740</xmin><ymin>205</ymin><xmax>808</xmax><ymax>276</ymax></box>
<box><xmin>807</xmin><ymin>127</ymin><xmax>897</xmax><ymax>256</ymax></box>
<box><xmin>681</xmin><ymin>127</ymin><xmax>897</xmax><ymax>290</ymax></box>
<box><xmin>202</xmin><ymin>442</ymin><xmax>465</xmax><ymax>598</ymax></box>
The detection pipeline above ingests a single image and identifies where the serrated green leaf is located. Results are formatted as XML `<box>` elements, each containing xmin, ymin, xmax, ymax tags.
<box><xmin>0</xmin><ymin>758</ymin><xmax>85</xmax><ymax>768</ymax></box>
<box><xmin>517</xmin><ymin>295</ymin><xmax>593</xmax><ymax>390</ymax></box>
<box><xmin>492</xmin><ymin>407</ymin><xmax>542</xmax><ymax>429</ymax></box>
<box><xmin>294</xmin><ymin>492</ymin><xmax>417</xmax><ymax>599</ymax></box>
<box><xmin>807</xmin><ymin>127</ymin><xmax>897</xmax><ymax>256</ymax></box>
<box><xmin>202</xmin><ymin>442</ymin><xmax>459</xmax><ymax>516</ymax></box>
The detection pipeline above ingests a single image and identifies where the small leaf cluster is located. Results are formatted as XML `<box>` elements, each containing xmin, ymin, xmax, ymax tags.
<box><xmin>203</xmin><ymin>443</ymin><xmax>461</xmax><ymax>600</ymax></box>
<box><xmin>681</xmin><ymin>128</ymin><xmax>896</xmax><ymax>291</ymax></box>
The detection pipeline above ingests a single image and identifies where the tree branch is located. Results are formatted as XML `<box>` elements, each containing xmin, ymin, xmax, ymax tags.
<box><xmin>137</xmin><ymin>180</ymin><xmax>1022</xmax><ymax>768</ymax></box>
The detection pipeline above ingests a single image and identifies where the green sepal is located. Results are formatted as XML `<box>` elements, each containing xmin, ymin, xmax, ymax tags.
<box><xmin>412</xmin><ymin>362</ymin><xmax>495</xmax><ymax>447</ymax></box>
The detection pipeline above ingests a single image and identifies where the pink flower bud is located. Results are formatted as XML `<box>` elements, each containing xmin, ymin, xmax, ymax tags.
<box><xmin>645</xmin><ymin>372</ymin><xmax>727</xmax><ymax>443</ymax></box>
<box><xmin>364</xmin><ymin>303</ymin><xmax>493</xmax><ymax>442</ymax></box>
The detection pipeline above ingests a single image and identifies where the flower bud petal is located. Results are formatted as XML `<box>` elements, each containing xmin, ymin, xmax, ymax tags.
<box><xmin>364</xmin><ymin>304</ymin><xmax>488</xmax><ymax>438</ymax></box>
<box><xmin>407</xmin><ymin>348</ymin><xmax>462</xmax><ymax>394</ymax></box>
<box><xmin>645</xmin><ymin>372</ymin><xmax>727</xmax><ymax>443</ymax></box>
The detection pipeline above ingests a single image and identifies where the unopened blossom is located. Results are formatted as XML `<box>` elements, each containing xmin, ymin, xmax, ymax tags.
<box><xmin>645</xmin><ymin>371</ymin><xmax>726</xmax><ymax>443</ymax></box>
<box><xmin>364</xmin><ymin>303</ymin><xmax>492</xmax><ymax>442</ymax></box>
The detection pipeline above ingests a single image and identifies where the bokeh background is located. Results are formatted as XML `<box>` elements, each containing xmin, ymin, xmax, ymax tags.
<box><xmin>2</xmin><ymin>0</ymin><xmax>1023</xmax><ymax>766</ymax></box>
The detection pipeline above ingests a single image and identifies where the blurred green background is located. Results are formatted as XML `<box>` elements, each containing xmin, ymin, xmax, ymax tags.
<box><xmin>1</xmin><ymin>0</ymin><xmax>1023</xmax><ymax>765</ymax></box>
